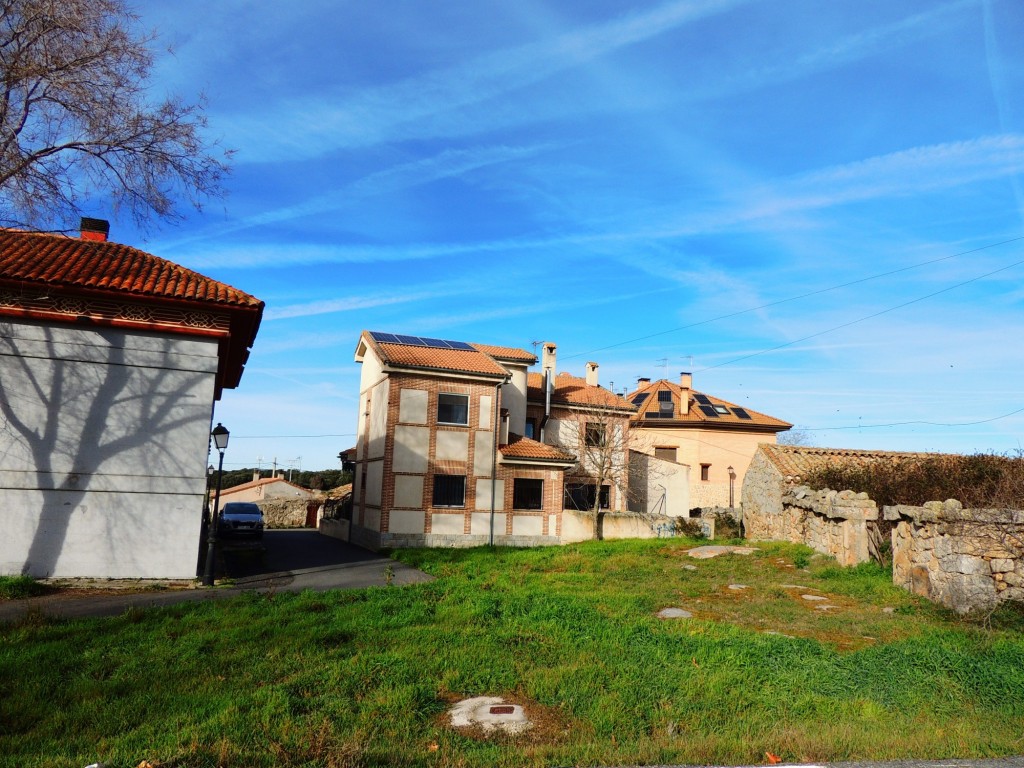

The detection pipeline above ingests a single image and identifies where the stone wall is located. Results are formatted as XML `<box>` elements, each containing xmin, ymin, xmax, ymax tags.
<box><xmin>745</xmin><ymin>485</ymin><xmax>878</xmax><ymax>567</ymax></box>
<box><xmin>888</xmin><ymin>500</ymin><xmax>1024</xmax><ymax>614</ymax></box>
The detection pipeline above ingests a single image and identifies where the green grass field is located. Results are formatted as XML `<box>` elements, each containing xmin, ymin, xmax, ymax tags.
<box><xmin>2</xmin><ymin>538</ymin><xmax>1023</xmax><ymax>767</ymax></box>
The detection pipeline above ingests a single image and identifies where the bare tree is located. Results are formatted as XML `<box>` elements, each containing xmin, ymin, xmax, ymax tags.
<box><xmin>553</xmin><ymin>406</ymin><xmax>634</xmax><ymax>540</ymax></box>
<box><xmin>0</xmin><ymin>0</ymin><xmax>231</xmax><ymax>230</ymax></box>
<box><xmin>777</xmin><ymin>427</ymin><xmax>815</xmax><ymax>447</ymax></box>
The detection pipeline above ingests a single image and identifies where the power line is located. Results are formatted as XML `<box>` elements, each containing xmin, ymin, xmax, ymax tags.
<box><xmin>562</xmin><ymin>234</ymin><xmax>1024</xmax><ymax>362</ymax></box>
<box><xmin>696</xmin><ymin>255</ymin><xmax>1024</xmax><ymax>372</ymax></box>
<box><xmin>807</xmin><ymin>406</ymin><xmax>1024</xmax><ymax>432</ymax></box>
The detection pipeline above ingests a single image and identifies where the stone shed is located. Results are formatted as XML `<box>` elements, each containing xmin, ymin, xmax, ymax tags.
<box><xmin>742</xmin><ymin>444</ymin><xmax>937</xmax><ymax>565</ymax></box>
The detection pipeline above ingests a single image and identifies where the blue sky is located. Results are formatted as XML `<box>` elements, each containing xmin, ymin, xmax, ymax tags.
<box><xmin>117</xmin><ymin>0</ymin><xmax>1024</xmax><ymax>473</ymax></box>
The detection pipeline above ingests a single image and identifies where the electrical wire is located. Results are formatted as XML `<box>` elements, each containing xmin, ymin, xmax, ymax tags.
<box><xmin>561</xmin><ymin>234</ymin><xmax>1024</xmax><ymax>362</ymax></box>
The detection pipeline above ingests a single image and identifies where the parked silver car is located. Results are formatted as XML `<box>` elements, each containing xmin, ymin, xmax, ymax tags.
<box><xmin>217</xmin><ymin>502</ymin><xmax>265</xmax><ymax>538</ymax></box>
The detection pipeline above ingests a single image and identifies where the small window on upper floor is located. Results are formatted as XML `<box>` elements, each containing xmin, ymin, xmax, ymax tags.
<box><xmin>700</xmin><ymin>463</ymin><xmax>711</xmax><ymax>482</ymax></box>
<box><xmin>525</xmin><ymin>418</ymin><xmax>537</xmax><ymax>440</ymax></box>
<box><xmin>585</xmin><ymin>422</ymin><xmax>606</xmax><ymax>447</ymax></box>
<box><xmin>437</xmin><ymin>393</ymin><xmax>469</xmax><ymax>425</ymax></box>
<box><xmin>655</xmin><ymin>447</ymin><xmax>677</xmax><ymax>462</ymax></box>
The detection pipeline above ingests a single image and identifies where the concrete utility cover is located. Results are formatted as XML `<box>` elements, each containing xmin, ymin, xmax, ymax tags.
<box><xmin>449</xmin><ymin>697</ymin><xmax>532</xmax><ymax>735</ymax></box>
<box><xmin>728</xmin><ymin>584</ymin><xmax>748</xmax><ymax>591</ymax></box>
<box><xmin>687</xmin><ymin>546</ymin><xmax>757</xmax><ymax>559</ymax></box>
<box><xmin>801</xmin><ymin>594</ymin><xmax>829</xmax><ymax>601</ymax></box>
<box><xmin>657</xmin><ymin>607</ymin><xmax>693</xmax><ymax>619</ymax></box>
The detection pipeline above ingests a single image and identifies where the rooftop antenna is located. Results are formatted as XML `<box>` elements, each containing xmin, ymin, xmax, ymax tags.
<box><xmin>683</xmin><ymin>355</ymin><xmax>694</xmax><ymax>368</ymax></box>
<box><xmin>655</xmin><ymin>357</ymin><xmax>668</xmax><ymax>369</ymax></box>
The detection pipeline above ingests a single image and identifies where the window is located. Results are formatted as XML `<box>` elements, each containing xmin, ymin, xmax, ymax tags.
<box><xmin>655</xmin><ymin>390</ymin><xmax>673</xmax><ymax>416</ymax></box>
<box><xmin>700</xmin><ymin>464</ymin><xmax>711</xmax><ymax>482</ymax></box>
<box><xmin>437</xmin><ymin>393</ymin><xmax>469</xmax><ymax>425</ymax></box>
<box><xmin>513</xmin><ymin>478</ymin><xmax>544</xmax><ymax>509</ymax></box>
<box><xmin>524</xmin><ymin>418</ymin><xmax>537</xmax><ymax>439</ymax></box>
<box><xmin>585</xmin><ymin>422</ymin><xmax>605</xmax><ymax>447</ymax></box>
<box><xmin>432</xmin><ymin>475</ymin><xmax>466</xmax><ymax>507</ymax></box>
<box><xmin>564</xmin><ymin>482</ymin><xmax>610</xmax><ymax>510</ymax></box>
<box><xmin>655</xmin><ymin>447</ymin><xmax>676</xmax><ymax>462</ymax></box>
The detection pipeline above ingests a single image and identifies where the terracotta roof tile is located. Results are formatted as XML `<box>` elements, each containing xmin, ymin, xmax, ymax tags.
<box><xmin>500</xmin><ymin>433</ymin><xmax>575</xmax><ymax>462</ymax></box>
<box><xmin>527</xmin><ymin>372</ymin><xmax>636</xmax><ymax>411</ymax></box>
<box><xmin>470</xmin><ymin>342</ymin><xmax>536</xmax><ymax>363</ymax></box>
<box><xmin>0</xmin><ymin>229</ymin><xmax>261</xmax><ymax>308</ymax></box>
<box><xmin>626</xmin><ymin>378</ymin><xmax>790</xmax><ymax>429</ymax></box>
<box><xmin>760</xmin><ymin>444</ymin><xmax>946</xmax><ymax>484</ymax></box>
<box><xmin>375</xmin><ymin>342</ymin><xmax>509</xmax><ymax>377</ymax></box>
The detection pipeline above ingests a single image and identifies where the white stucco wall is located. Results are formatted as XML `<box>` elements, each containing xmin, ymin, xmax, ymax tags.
<box><xmin>0</xmin><ymin>321</ymin><xmax>219</xmax><ymax>579</ymax></box>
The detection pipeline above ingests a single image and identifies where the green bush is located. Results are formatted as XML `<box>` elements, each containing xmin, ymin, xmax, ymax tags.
<box><xmin>0</xmin><ymin>575</ymin><xmax>49</xmax><ymax>599</ymax></box>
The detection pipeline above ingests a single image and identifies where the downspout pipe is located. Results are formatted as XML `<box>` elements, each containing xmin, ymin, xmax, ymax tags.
<box><xmin>489</xmin><ymin>375</ymin><xmax>509</xmax><ymax>547</ymax></box>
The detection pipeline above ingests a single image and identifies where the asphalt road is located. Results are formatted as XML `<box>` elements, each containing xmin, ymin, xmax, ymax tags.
<box><xmin>0</xmin><ymin>529</ymin><xmax>432</xmax><ymax>623</ymax></box>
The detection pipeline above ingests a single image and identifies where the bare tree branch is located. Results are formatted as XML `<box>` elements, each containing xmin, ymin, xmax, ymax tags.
<box><xmin>0</xmin><ymin>0</ymin><xmax>231</xmax><ymax>230</ymax></box>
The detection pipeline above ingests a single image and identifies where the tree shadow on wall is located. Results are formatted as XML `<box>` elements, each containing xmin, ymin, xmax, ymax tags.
<box><xmin>0</xmin><ymin>324</ymin><xmax>209</xmax><ymax>576</ymax></box>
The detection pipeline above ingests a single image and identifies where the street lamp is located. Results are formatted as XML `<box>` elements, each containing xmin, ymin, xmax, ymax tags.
<box><xmin>202</xmin><ymin>423</ymin><xmax>230</xmax><ymax>586</ymax></box>
<box><xmin>728</xmin><ymin>465</ymin><xmax>736</xmax><ymax>509</ymax></box>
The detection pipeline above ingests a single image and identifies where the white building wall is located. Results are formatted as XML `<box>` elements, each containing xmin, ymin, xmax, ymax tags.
<box><xmin>0</xmin><ymin>321</ymin><xmax>219</xmax><ymax>579</ymax></box>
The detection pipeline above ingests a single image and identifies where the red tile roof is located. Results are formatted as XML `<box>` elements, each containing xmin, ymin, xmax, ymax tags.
<box><xmin>759</xmin><ymin>444</ymin><xmax>944</xmax><ymax>484</ymax></box>
<box><xmin>359</xmin><ymin>331</ymin><xmax>533</xmax><ymax>378</ymax></box>
<box><xmin>527</xmin><ymin>372</ymin><xmax>636</xmax><ymax>411</ymax></box>
<box><xmin>500</xmin><ymin>433</ymin><xmax>575</xmax><ymax>463</ymax></box>
<box><xmin>375</xmin><ymin>342</ymin><xmax>509</xmax><ymax>377</ymax></box>
<box><xmin>0</xmin><ymin>228</ymin><xmax>263</xmax><ymax>396</ymax></box>
<box><xmin>0</xmin><ymin>229</ymin><xmax>262</xmax><ymax>308</ymax></box>
<box><xmin>627</xmin><ymin>378</ymin><xmax>790</xmax><ymax>430</ymax></box>
<box><xmin>470</xmin><ymin>342</ymin><xmax>537</xmax><ymax>364</ymax></box>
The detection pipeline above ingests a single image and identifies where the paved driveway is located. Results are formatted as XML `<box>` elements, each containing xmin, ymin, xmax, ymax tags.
<box><xmin>0</xmin><ymin>530</ymin><xmax>432</xmax><ymax>624</ymax></box>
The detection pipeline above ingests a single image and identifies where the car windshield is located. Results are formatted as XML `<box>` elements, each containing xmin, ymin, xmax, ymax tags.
<box><xmin>223</xmin><ymin>504</ymin><xmax>260</xmax><ymax>516</ymax></box>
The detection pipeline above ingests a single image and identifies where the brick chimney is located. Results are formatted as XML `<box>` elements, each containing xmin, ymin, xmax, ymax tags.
<box><xmin>585</xmin><ymin>361</ymin><xmax>599</xmax><ymax>386</ymax></box>
<box><xmin>679</xmin><ymin>372</ymin><xmax>691</xmax><ymax>415</ymax></box>
<box><xmin>637</xmin><ymin>377</ymin><xmax>650</xmax><ymax>385</ymax></box>
<box><xmin>80</xmin><ymin>217</ymin><xmax>109</xmax><ymax>242</ymax></box>
<box><xmin>680</xmin><ymin>372</ymin><xmax>692</xmax><ymax>390</ymax></box>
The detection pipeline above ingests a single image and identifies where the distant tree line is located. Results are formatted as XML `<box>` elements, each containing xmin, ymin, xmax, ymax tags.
<box><xmin>208</xmin><ymin>468</ymin><xmax>352</xmax><ymax>493</ymax></box>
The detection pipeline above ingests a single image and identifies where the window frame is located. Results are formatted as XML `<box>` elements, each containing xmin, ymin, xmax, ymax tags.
<box><xmin>654</xmin><ymin>446</ymin><xmax>677</xmax><ymax>462</ymax></box>
<box><xmin>431</xmin><ymin>474</ymin><xmax>466</xmax><ymax>507</ymax></box>
<box><xmin>437</xmin><ymin>392</ymin><xmax>469</xmax><ymax>426</ymax></box>
<box><xmin>700</xmin><ymin>463</ymin><xmax>711</xmax><ymax>482</ymax></box>
<box><xmin>584</xmin><ymin>422</ymin><xmax>606</xmax><ymax>447</ymax></box>
<box><xmin>512</xmin><ymin>478</ymin><xmax>544</xmax><ymax>510</ymax></box>
<box><xmin>564</xmin><ymin>482</ymin><xmax>610</xmax><ymax>510</ymax></box>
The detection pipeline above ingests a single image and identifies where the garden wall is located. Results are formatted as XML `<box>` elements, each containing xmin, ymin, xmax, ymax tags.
<box><xmin>887</xmin><ymin>501</ymin><xmax>1024</xmax><ymax>614</ymax></box>
<box><xmin>744</xmin><ymin>486</ymin><xmax>878</xmax><ymax>567</ymax></box>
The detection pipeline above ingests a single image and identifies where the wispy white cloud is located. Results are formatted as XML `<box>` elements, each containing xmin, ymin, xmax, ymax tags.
<box><xmin>222</xmin><ymin>0</ymin><xmax>749</xmax><ymax>162</ymax></box>
<box><xmin>158</xmin><ymin>143</ymin><xmax>553</xmax><ymax>256</ymax></box>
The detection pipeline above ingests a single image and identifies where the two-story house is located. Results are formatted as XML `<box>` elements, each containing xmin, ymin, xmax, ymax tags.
<box><xmin>351</xmin><ymin>331</ymin><xmax>576</xmax><ymax>549</ymax></box>
<box><xmin>626</xmin><ymin>373</ymin><xmax>791</xmax><ymax>512</ymax></box>
<box><xmin>350</xmin><ymin>332</ymin><xmax>645</xmax><ymax>549</ymax></box>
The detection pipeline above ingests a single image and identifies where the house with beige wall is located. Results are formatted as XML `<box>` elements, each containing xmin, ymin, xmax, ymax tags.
<box><xmin>349</xmin><ymin>333</ymin><xmax>651</xmax><ymax>549</ymax></box>
<box><xmin>218</xmin><ymin>474</ymin><xmax>316</xmax><ymax>505</ymax></box>
<box><xmin>350</xmin><ymin>331</ymin><xmax>577</xmax><ymax>549</ymax></box>
<box><xmin>626</xmin><ymin>373</ymin><xmax>790</xmax><ymax>513</ymax></box>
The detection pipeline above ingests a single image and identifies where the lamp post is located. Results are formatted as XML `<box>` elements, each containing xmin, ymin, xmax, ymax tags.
<box><xmin>202</xmin><ymin>423</ymin><xmax>230</xmax><ymax>586</ymax></box>
<box><xmin>728</xmin><ymin>465</ymin><xmax>736</xmax><ymax>509</ymax></box>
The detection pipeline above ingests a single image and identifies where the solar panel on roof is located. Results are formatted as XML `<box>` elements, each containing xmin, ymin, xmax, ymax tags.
<box><xmin>395</xmin><ymin>334</ymin><xmax>427</xmax><ymax>346</ymax></box>
<box><xmin>420</xmin><ymin>337</ymin><xmax>448</xmax><ymax>347</ymax></box>
<box><xmin>446</xmin><ymin>340</ymin><xmax>476</xmax><ymax>351</ymax></box>
<box><xmin>733</xmin><ymin>407</ymin><xmax>753</xmax><ymax>420</ymax></box>
<box><xmin>631</xmin><ymin>393</ymin><xmax>649</xmax><ymax>405</ymax></box>
<box><xmin>370</xmin><ymin>331</ymin><xmax>400</xmax><ymax>344</ymax></box>
<box><xmin>694</xmin><ymin>393</ymin><xmax>713</xmax><ymax>405</ymax></box>
<box><xmin>698</xmin><ymin>405</ymin><xmax>720</xmax><ymax>418</ymax></box>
